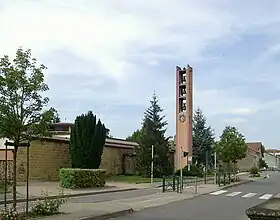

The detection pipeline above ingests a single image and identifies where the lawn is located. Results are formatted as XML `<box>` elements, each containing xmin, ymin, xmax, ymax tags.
<box><xmin>106</xmin><ymin>175</ymin><xmax>163</xmax><ymax>184</ymax></box>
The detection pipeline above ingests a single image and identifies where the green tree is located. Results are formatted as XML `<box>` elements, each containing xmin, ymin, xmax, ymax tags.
<box><xmin>136</xmin><ymin>93</ymin><xmax>172</xmax><ymax>177</ymax></box>
<box><xmin>192</xmin><ymin>107</ymin><xmax>215</xmax><ymax>167</ymax></box>
<box><xmin>50</xmin><ymin>107</ymin><xmax>61</xmax><ymax>123</ymax></box>
<box><xmin>69</xmin><ymin>111</ymin><xmax>107</xmax><ymax>169</ymax></box>
<box><xmin>126</xmin><ymin>129</ymin><xmax>142</xmax><ymax>143</ymax></box>
<box><xmin>0</xmin><ymin>47</ymin><xmax>57</xmax><ymax>209</ymax></box>
<box><xmin>259</xmin><ymin>158</ymin><xmax>268</xmax><ymax>169</ymax></box>
<box><xmin>214</xmin><ymin>126</ymin><xmax>247</xmax><ymax>172</ymax></box>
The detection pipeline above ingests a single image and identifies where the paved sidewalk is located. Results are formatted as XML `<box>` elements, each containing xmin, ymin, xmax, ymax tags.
<box><xmin>37</xmin><ymin>183</ymin><xmax>220</xmax><ymax>220</ymax></box>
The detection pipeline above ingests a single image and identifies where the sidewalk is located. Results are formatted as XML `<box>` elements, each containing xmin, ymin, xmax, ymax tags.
<box><xmin>0</xmin><ymin>181</ymin><xmax>146</xmax><ymax>204</ymax></box>
<box><xmin>36</xmin><ymin>183</ymin><xmax>220</xmax><ymax>220</ymax></box>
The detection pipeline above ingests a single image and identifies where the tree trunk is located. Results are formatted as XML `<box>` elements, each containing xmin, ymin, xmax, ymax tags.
<box><xmin>12</xmin><ymin>147</ymin><xmax>17</xmax><ymax>210</ymax></box>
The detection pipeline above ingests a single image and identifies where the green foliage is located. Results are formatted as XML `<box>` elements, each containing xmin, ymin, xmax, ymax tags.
<box><xmin>259</xmin><ymin>158</ymin><xmax>268</xmax><ymax>169</ymax></box>
<box><xmin>126</xmin><ymin>129</ymin><xmax>142</xmax><ymax>143</ymax></box>
<box><xmin>174</xmin><ymin>164</ymin><xmax>204</xmax><ymax>177</ymax></box>
<box><xmin>0</xmin><ymin>207</ymin><xmax>18</xmax><ymax>220</ymax></box>
<box><xmin>30</xmin><ymin>190</ymin><xmax>67</xmax><ymax>216</ymax></box>
<box><xmin>214</xmin><ymin>126</ymin><xmax>247</xmax><ymax>165</ymax></box>
<box><xmin>69</xmin><ymin>111</ymin><xmax>107</xmax><ymax>169</ymax></box>
<box><xmin>135</xmin><ymin>93</ymin><xmax>172</xmax><ymax>177</ymax></box>
<box><xmin>249</xmin><ymin>166</ymin><xmax>260</xmax><ymax>175</ymax></box>
<box><xmin>0</xmin><ymin>47</ymin><xmax>57</xmax><ymax>147</ymax></box>
<box><xmin>192</xmin><ymin>107</ymin><xmax>215</xmax><ymax>167</ymax></box>
<box><xmin>59</xmin><ymin>168</ymin><xmax>106</xmax><ymax>189</ymax></box>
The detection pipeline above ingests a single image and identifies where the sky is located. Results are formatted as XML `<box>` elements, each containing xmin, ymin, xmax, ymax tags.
<box><xmin>0</xmin><ymin>0</ymin><xmax>280</xmax><ymax>148</ymax></box>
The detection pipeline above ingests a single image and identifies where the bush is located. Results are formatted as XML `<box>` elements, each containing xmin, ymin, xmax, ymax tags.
<box><xmin>59</xmin><ymin>168</ymin><xmax>106</xmax><ymax>189</ymax></box>
<box><xmin>30</xmin><ymin>190</ymin><xmax>67</xmax><ymax>217</ymax></box>
<box><xmin>174</xmin><ymin>164</ymin><xmax>204</xmax><ymax>177</ymax></box>
<box><xmin>249</xmin><ymin>166</ymin><xmax>260</xmax><ymax>175</ymax></box>
<box><xmin>1</xmin><ymin>207</ymin><xmax>18</xmax><ymax>220</ymax></box>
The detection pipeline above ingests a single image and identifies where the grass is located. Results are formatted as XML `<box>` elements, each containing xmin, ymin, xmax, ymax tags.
<box><xmin>106</xmin><ymin>175</ymin><xmax>164</xmax><ymax>184</ymax></box>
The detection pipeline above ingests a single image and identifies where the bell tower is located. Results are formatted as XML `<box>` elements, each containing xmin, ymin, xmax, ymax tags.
<box><xmin>175</xmin><ymin>65</ymin><xmax>193</xmax><ymax>170</ymax></box>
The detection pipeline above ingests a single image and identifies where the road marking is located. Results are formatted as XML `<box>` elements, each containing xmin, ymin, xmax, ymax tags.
<box><xmin>259</xmin><ymin>194</ymin><xmax>273</xmax><ymax>200</ymax></box>
<box><xmin>226</xmin><ymin>192</ymin><xmax>242</xmax><ymax>197</ymax></box>
<box><xmin>210</xmin><ymin>190</ymin><xmax>227</xmax><ymax>195</ymax></box>
<box><xmin>242</xmin><ymin>193</ymin><xmax>257</xmax><ymax>198</ymax></box>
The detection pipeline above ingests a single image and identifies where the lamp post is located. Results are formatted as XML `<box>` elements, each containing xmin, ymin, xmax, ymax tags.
<box><xmin>151</xmin><ymin>145</ymin><xmax>154</xmax><ymax>186</ymax></box>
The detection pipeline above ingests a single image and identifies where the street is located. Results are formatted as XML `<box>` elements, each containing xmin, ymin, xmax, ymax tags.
<box><xmin>114</xmin><ymin>172</ymin><xmax>280</xmax><ymax>220</ymax></box>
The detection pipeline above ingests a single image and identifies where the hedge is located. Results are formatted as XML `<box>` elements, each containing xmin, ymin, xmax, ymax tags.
<box><xmin>59</xmin><ymin>168</ymin><xmax>106</xmax><ymax>189</ymax></box>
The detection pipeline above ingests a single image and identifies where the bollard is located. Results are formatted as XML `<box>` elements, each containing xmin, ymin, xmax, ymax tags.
<box><xmin>195</xmin><ymin>176</ymin><xmax>198</xmax><ymax>194</ymax></box>
<box><xmin>228</xmin><ymin>173</ymin><xmax>231</xmax><ymax>184</ymax></box>
<box><xmin>173</xmin><ymin>175</ymin><xmax>176</xmax><ymax>191</ymax></box>
<box><xmin>162</xmin><ymin>176</ymin><xmax>165</xmax><ymax>193</ymax></box>
<box><xmin>204</xmin><ymin>172</ymin><xmax>207</xmax><ymax>184</ymax></box>
<box><xmin>223</xmin><ymin>173</ymin><xmax>226</xmax><ymax>185</ymax></box>
<box><xmin>177</xmin><ymin>177</ymin><xmax>180</xmax><ymax>193</ymax></box>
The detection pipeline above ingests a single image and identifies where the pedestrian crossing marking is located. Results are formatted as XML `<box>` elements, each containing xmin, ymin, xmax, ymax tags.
<box><xmin>259</xmin><ymin>194</ymin><xmax>273</xmax><ymax>200</ymax></box>
<box><xmin>209</xmin><ymin>191</ymin><xmax>275</xmax><ymax>200</ymax></box>
<box><xmin>242</xmin><ymin>193</ymin><xmax>257</xmax><ymax>198</ymax></box>
<box><xmin>210</xmin><ymin>190</ymin><xmax>227</xmax><ymax>195</ymax></box>
<box><xmin>226</xmin><ymin>192</ymin><xmax>242</xmax><ymax>197</ymax></box>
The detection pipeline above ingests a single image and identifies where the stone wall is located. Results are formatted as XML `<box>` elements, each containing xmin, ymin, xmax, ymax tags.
<box><xmin>16</xmin><ymin>139</ymin><xmax>70</xmax><ymax>181</ymax></box>
<box><xmin>0</xmin><ymin>161</ymin><xmax>13</xmax><ymax>181</ymax></box>
<box><xmin>15</xmin><ymin>138</ymin><xmax>135</xmax><ymax>181</ymax></box>
<box><xmin>237</xmin><ymin>153</ymin><xmax>258</xmax><ymax>172</ymax></box>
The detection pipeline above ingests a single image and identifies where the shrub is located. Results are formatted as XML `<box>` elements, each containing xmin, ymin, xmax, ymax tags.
<box><xmin>59</xmin><ymin>168</ymin><xmax>106</xmax><ymax>188</ymax></box>
<box><xmin>249</xmin><ymin>166</ymin><xmax>260</xmax><ymax>175</ymax></box>
<box><xmin>174</xmin><ymin>164</ymin><xmax>204</xmax><ymax>177</ymax></box>
<box><xmin>0</xmin><ymin>207</ymin><xmax>18</xmax><ymax>220</ymax></box>
<box><xmin>30</xmin><ymin>190</ymin><xmax>67</xmax><ymax>217</ymax></box>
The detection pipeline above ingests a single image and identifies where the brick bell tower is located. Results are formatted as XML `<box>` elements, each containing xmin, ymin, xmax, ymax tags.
<box><xmin>175</xmin><ymin>65</ymin><xmax>193</xmax><ymax>170</ymax></box>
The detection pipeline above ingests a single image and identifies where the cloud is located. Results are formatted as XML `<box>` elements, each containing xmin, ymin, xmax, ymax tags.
<box><xmin>1</xmin><ymin>0</ymin><xmax>280</xmax><ymax>147</ymax></box>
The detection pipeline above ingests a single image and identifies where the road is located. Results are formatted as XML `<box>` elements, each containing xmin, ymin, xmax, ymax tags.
<box><xmin>114</xmin><ymin>172</ymin><xmax>280</xmax><ymax>220</ymax></box>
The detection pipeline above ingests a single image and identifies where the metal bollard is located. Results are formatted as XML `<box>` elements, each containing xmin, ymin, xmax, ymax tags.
<box><xmin>162</xmin><ymin>176</ymin><xmax>165</xmax><ymax>193</ymax></box>
<box><xmin>177</xmin><ymin>177</ymin><xmax>180</xmax><ymax>193</ymax></box>
<box><xmin>173</xmin><ymin>175</ymin><xmax>176</xmax><ymax>191</ymax></box>
<box><xmin>195</xmin><ymin>176</ymin><xmax>198</xmax><ymax>194</ymax></box>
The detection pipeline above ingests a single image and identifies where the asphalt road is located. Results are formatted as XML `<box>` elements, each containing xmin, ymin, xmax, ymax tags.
<box><xmin>114</xmin><ymin>172</ymin><xmax>280</xmax><ymax>220</ymax></box>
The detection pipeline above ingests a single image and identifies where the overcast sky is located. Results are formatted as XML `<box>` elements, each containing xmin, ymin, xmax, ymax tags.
<box><xmin>1</xmin><ymin>0</ymin><xmax>280</xmax><ymax>148</ymax></box>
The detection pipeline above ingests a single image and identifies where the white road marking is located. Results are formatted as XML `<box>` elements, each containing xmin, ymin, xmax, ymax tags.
<box><xmin>226</xmin><ymin>192</ymin><xmax>242</xmax><ymax>197</ymax></box>
<box><xmin>242</xmin><ymin>193</ymin><xmax>257</xmax><ymax>198</ymax></box>
<box><xmin>259</xmin><ymin>194</ymin><xmax>273</xmax><ymax>200</ymax></box>
<box><xmin>210</xmin><ymin>190</ymin><xmax>227</xmax><ymax>195</ymax></box>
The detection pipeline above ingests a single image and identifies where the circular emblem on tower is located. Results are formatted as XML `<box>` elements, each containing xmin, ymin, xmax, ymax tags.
<box><xmin>179</xmin><ymin>113</ymin><xmax>186</xmax><ymax>123</ymax></box>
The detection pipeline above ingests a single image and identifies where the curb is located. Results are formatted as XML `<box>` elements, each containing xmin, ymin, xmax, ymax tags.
<box><xmin>220</xmin><ymin>179</ymin><xmax>254</xmax><ymax>190</ymax></box>
<box><xmin>0</xmin><ymin>188</ymin><xmax>139</xmax><ymax>205</ymax></box>
<box><xmin>78</xmin><ymin>208</ymin><xmax>134</xmax><ymax>220</ymax></box>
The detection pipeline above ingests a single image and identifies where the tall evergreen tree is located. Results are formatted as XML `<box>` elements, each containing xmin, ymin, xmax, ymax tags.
<box><xmin>192</xmin><ymin>107</ymin><xmax>215</xmax><ymax>167</ymax></box>
<box><xmin>69</xmin><ymin>111</ymin><xmax>107</xmax><ymax>169</ymax></box>
<box><xmin>136</xmin><ymin>93</ymin><xmax>172</xmax><ymax>177</ymax></box>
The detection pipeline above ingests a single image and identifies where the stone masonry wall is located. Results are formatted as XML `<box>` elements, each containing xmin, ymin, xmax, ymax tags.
<box><xmin>16</xmin><ymin>139</ymin><xmax>135</xmax><ymax>181</ymax></box>
<box><xmin>16</xmin><ymin>139</ymin><xmax>70</xmax><ymax>181</ymax></box>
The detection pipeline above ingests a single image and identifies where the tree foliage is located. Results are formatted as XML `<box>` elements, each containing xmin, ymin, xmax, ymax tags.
<box><xmin>136</xmin><ymin>93</ymin><xmax>172</xmax><ymax>177</ymax></box>
<box><xmin>0</xmin><ymin>47</ymin><xmax>57</xmax><ymax>209</ymax></box>
<box><xmin>192</xmin><ymin>107</ymin><xmax>215</xmax><ymax>167</ymax></box>
<box><xmin>126</xmin><ymin>129</ymin><xmax>142</xmax><ymax>143</ymax></box>
<box><xmin>214</xmin><ymin>126</ymin><xmax>247</xmax><ymax>168</ymax></box>
<box><xmin>69</xmin><ymin>111</ymin><xmax>107</xmax><ymax>169</ymax></box>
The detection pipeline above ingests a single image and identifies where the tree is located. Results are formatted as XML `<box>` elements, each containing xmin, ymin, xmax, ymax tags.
<box><xmin>0</xmin><ymin>47</ymin><xmax>57</xmax><ymax>209</ymax></box>
<box><xmin>69</xmin><ymin>111</ymin><xmax>107</xmax><ymax>169</ymax></box>
<box><xmin>126</xmin><ymin>129</ymin><xmax>142</xmax><ymax>143</ymax></box>
<box><xmin>50</xmin><ymin>107</ymin><xmax>61</xmax><ymax>123</ymax></box>
<box><xmin>192</xmin><ymin>107</ymin><xmax>215</xmax><ymax>168</ymax></box>
<box><xmin>259</xmin><ymin>158</ymin><xmax>268</xmax><ymax>169</ymax></box>
<box><xmin>214</xmin><ymin>126</ymin><xmax>247</xmax><ymax>172</ymax></box>
<box><xmin>136</xmin><ymin>93</ymin><xmax>172</xmax><ymax>177</ymax></box>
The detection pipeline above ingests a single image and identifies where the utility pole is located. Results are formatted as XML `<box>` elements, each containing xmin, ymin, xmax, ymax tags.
<box><xmin>151</xmin><ymin>145</ymin><xmax>154</xmax><ymax>186</ymax></box>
